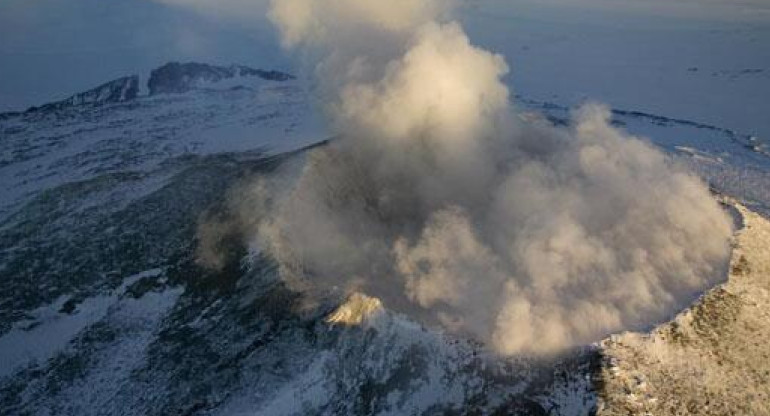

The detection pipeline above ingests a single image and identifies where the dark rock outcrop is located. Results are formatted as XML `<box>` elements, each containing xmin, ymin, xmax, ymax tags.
<box><xmin>147</xmin><ymin>62</ymin><xmax>294</xmax><ymax>95</ymax></box>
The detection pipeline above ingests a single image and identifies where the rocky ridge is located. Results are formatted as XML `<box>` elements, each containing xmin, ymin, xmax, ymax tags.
<box><xmin>147</xmin><ymin>62</ymin><xmax>294</xmax><ymax>95</ymax></box>
<box><xmin>598</xmin><ymin>201</ymin><xmax>770</xmax><ymax>415</ymax></box>
<box><xmin>26</xmin><ymin>75</ymin><xmax>139</xmax><ymax>113</ymax></box>
<box><xmin>15</xmin><ymin>62</ymin><xmax>294</xmax><ymax>115</ymax></box>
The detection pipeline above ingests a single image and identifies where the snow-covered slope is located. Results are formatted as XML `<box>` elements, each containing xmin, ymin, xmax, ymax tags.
<box><xmin>0</xmin><ymin>64</ymin><xmax>324</xmax><ymax>223</ymax></box>
<box><xmin>461</xmin><ymin>1</ymin><xmax>770</xmax><ymax>141</ymax></box>
<box><xmin>25</xmin><ymin>76</ymin><xmax>139</xmax><ymax>113</ymax></box>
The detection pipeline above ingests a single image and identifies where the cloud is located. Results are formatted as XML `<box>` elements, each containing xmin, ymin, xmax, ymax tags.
<box><xmin>268</xmin><ymin>0</ymin><xmax>448</xmax><ymax>48</ymax></box>
<box><xmin>207</xmin><ymin>0</ymin><xmax>735</xmax><ymax>355</ymax></box>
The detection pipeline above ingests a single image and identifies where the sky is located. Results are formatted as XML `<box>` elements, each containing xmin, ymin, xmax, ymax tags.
<box><xmin>1</xmin><ymin>0</ymin><xmax>769</xmax><ymax>138</ymax></box>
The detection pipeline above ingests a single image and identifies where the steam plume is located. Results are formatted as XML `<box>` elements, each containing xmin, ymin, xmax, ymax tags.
<box><xmin>242</xmin><ymin>0</ymin><xmax>734</xmax><ymax>354</ymax></box>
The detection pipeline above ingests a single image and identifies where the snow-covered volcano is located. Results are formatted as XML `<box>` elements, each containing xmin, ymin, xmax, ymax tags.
<box><xmin>0</xmin><ymin>62</ymin><xmax>769</xmax><ymax>415</ymax></box>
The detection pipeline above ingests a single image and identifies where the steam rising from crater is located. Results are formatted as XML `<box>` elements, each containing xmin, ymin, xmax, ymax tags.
<box><xmin>241</xmin><ymin>0</ymin><xmax>734</xmax><ymax>354</ymax></box>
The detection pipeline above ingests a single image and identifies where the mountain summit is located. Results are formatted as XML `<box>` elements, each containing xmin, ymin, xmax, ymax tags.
<box><xmin>18</xmin><ymin>62</ymin><xmax>295</xmax><ymax>115</ymax></box>
<box><xmin>147</xmin><ymin>62</ymin><xmax>294</xmax><ymax>95</ymax></box>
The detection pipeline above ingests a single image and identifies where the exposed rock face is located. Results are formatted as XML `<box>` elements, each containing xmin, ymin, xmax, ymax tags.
<box><xmin>326</xmin><ymin>293</ymin><xmax>384</xmax><ymax>326</ymax></box>
<box><xmin>27</xmin><ymin>75</ymin><xmax>139</xmax><ymax>112</ymax></box>
<box><xmin>147</xmin><ymin>62</ymin><xmax>294</xmax><ymax>95</ymax></box>
<box><xmin>597</xmin><ymin>201</ymin><xmax>770</xmax><ymax>416</ymax></box>
<box><xmin>237</xmin><ymin>66</ymin><xmax>295</xmax><ymax>82</ymax></box>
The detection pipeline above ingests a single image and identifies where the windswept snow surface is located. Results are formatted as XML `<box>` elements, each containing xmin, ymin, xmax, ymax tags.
<box><xmin>462</xmin><ymin>0</ymin><xmax>770</xmax><ymax>140</ymax></box>
<box><xmin>0</xmin><ymin>269</ymin><xmax>164</xmax><ymax>379</ymax></box>
<box><xmin>0</xmin><ymin>76</ymin><xmax>324</xmax><ymax>223</ymax></box>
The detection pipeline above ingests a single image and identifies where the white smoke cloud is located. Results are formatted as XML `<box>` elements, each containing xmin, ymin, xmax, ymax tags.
<box><xmin>229</xmin><ymin>0</ymin><xmax>735</xmax><ymax>355</ymax></box>
<box><xmin>268</xmin><ymin>0</ymin><xmax>448</xmax><ymax>48</ymax></box>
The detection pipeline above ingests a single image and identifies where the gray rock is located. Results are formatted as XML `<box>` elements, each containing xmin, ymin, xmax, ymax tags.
<box><xmin>147</xmin><ymin>62</ymin><xmax>294</xmax><ymax>95</ymax></box>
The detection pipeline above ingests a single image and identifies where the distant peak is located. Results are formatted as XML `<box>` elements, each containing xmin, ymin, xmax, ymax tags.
<box><xmin>147</xmin><ymin>61</ymin><xmax>294</xmax><ymax>95</ymax></box>
<box><xmin>27</xmin><ymin>75</ymin><xmax>139</xmax><ymax>113</ymax></box>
